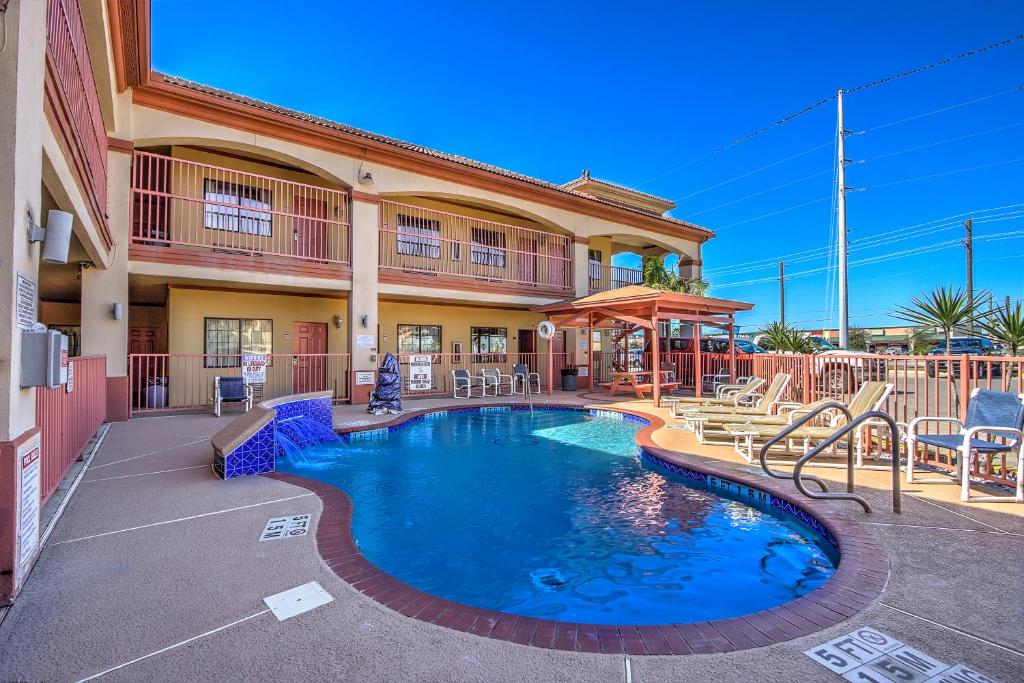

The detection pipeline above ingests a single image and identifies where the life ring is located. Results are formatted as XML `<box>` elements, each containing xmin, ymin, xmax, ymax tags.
<box><xmin>537</xmin><ymin>321</ymin><xmax>556</xmax><ymax>340</ymax></box>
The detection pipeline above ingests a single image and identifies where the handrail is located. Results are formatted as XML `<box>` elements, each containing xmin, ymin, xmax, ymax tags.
<box><xmin>759</xmin><ymin>402</ymin><xmax>848</xmax><ymax>493</ymax></box>
<box><xmin>793</xmin><ymin>411</ymin><xmax>902</xmax><ymax>514</ymax></box>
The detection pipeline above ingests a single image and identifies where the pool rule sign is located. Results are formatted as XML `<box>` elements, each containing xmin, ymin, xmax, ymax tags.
<box><xmin>409</xmin><ymin>355</ymin><xmax>432</xmax><ymax>391</ymax></box>
<box><xmin>14</xmin><ymin>432</ymin><xmax>42</xmax><ymax>592</ymax></box>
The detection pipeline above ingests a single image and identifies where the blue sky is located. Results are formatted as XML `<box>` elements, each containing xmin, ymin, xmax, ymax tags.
<box><xmin>151</xmin><ymin>1</ymin><xmax>1024</xmax><ymax>332</ymax></box>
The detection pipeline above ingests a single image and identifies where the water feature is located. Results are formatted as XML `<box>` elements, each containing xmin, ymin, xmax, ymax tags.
<box><xmin>275</xmin><ymin>415</ymin><xmax>340</xmax><ymax>464</ymax></box>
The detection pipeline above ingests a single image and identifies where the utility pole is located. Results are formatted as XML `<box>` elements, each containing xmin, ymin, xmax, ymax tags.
<box><xmin>837</xmin><ymin>88</ymin><xmax>849</xmax><ymax>349</ymax></box>
<box><xmin>778</xmin><ymin>260</ymin><xmax>787</xmax><ymax>325</ymax></box>
<box><xmin>964</xmin><ymin>217</ymin><xmax>974</xmax><ymax>333</ymax></box>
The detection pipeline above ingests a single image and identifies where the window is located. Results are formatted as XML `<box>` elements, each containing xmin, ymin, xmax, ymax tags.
<box><xmin>396</xmin><ymin>213</ymin><xmax>441</xmax><ymax>258</ymax></box>
<box><xmin>470</xmin><ymin>227</ymin><xmax>506</xmax><ymax>268</ymax></box>
<box><xmin>397</xmin><ymin>324</ymin><xmax>441</xmax><ymax>354</ymax></box>
<box><xmin>471</xmin><ymin>326</ymin><xmax>507</xmax><ymax>362</ymax></box>
<box><xmin>204</xmin><ymin>180</ymin><xmax>272</xmax><ymax>236</ymax></box>
<box><xmin>204</xmin><ymin>318</ymin><xmax>273</xmax><ymax>367</ymax></box>
<box><xmin>588</xmin><ymin>249</ymin><xmax>603</xmax><ymax>263</ymax></box>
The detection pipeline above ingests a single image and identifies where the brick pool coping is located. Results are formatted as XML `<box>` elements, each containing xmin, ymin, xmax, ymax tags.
<box><xmin>268</xmin><ymin>403</ymin><xmax>889</xmax><ymax>655</ymax></box>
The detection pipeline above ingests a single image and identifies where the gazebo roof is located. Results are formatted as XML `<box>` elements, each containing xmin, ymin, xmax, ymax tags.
<box><xmin>534</xmin><ymin>285</ymin><xmax>753</xmax><ymax>328</ymax></box>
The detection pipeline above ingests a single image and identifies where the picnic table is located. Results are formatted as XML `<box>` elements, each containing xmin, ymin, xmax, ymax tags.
<box><xmin>602</xmin><ymin>371</ymin><xmax>681</xmax><ymax>399</ymax></box>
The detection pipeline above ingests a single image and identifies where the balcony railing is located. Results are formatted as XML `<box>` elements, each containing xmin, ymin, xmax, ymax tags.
<box><xmin>588</xmin><ymin>261</ymin><xmax>643</xmax><ymax>293</ymax></box>
<box><xmin>130</xmin><ymin>151</ymin><xmax>351</xmax><ymax>266</ymax></box>
<box><xmin>45</xmin><ymin>0</ymin><xmax>109</xmax><ymax>245</ymax></box>
<box><xmin>379</xmin><ymin>201</ymin><xmax>573</xmax><ymax>294</ymax></box>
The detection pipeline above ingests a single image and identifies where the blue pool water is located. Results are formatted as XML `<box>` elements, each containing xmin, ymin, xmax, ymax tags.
<box><xmin>277</xmin><ymin>409</ymin><xmax>837</xmax><ymax>625</ymax></box>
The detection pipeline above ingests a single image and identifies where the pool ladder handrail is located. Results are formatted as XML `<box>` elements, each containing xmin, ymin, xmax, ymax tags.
<box><xmin>758</xmin><ymin>402</ymin><xmax>902</xmax><ymax>514</ymax></box>
<box><xmin>523</xmin><ymin>372</ymin><xmax>534</xmax><ymax>416</ymax></box>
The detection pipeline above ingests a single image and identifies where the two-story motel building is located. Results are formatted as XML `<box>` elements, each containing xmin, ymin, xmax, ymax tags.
<box><xmin>0</xmin><ymin>0</ymin><xmax>712</xmax><ymax>601</ymax></box>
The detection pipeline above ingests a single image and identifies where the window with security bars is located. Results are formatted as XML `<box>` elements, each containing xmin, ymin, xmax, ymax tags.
<box><xmin>397</xmin><ymin>324</ymin><xmax>442</xmax><ymax>355</ymax></box>
<box><xmin>471</xmin><ymin>326</ymin><xmax>507</xmax><ymax>362</ymax></box>
<box><xmin>203</xmin><ymin>179</ymin><xmax>273</xmax><ymax>236</ymax></box>
<box><xmin>470</xmin><ymin>227</ymin><xmax>506</xmax><ymax>268</ymax></box>
<box><xmin>396</xmin><ymin>214</ymin><xmax>441</xmax><ymax>258</ymax></box>
<box><xmin>204</xmin><ymin>318</ymin><xmax>273</xmax><ymax>367</ymax></box>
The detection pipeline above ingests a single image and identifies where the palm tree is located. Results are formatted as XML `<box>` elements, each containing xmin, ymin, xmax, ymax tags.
<box><xmin>976</xmin><ymin>302</ymin><xmax>1024</xmax><ymax>356</ymax></box>
<box><xmin>641</xmin><ymin>255</ymin><xmax>709</xmax><ymax>295</ymax></box>
<box><xmin>894</xmin><ymin>287</ymin><xmax>983</xmax><ymax>353</ymax></box>
<box><xmin>757</xmin><ymin>322</ymin><xmax>816</xmax><ymax>354</ymax></box>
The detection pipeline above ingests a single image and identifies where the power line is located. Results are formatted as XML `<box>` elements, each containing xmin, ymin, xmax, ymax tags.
<box><xmin>705</xmin><ymin>203</ymin><xmax>1024</xmax><ymax>275</ymax></box>
<box><xmin>859</xmin><ymin>121</ymin><xmax>1024</xmax><ymax>163</ymax></box>
<box><xmin>684</xmin><ymin>169</ymin><xmax>833</xmax><ymax>218</ymax></box>
<box><xmin>857</xmin><ymin>85</ymin><xmax>1023</xmax><ymax>134</ymax></box>
<box><xmin>715</xmin><ymin>195</ymin><xmax>832</xmax><ymax>230</ymax></box>
<box><xmin>861</xmin><ymin>157</ymin><xmax>1024</xmax><ymax>191</ymax></box>
<box><xmin>846</xmin><ymin>35</ymin><xmax>1024</xmax><ymax>93</ymax></box>
<box><xmin>636</xmin><ymin>37</ymin><xmax>1024</xmax><ymax>189</ymax></box>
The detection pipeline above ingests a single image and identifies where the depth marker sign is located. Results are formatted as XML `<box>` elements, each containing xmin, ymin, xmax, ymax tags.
<box><xmin>804</xmin><ymin>627</ymin><xmax>997</xmax><ymax>682</ymax></box>
<box><xmin>259</xmin><ymin>515</ymin><xmax>311</xmax><ymax>542</ymax></box>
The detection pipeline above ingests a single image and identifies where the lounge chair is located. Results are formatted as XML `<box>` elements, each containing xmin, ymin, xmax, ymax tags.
<box><xmin>677</xmin><ymin>373</ymin><xmax>792</xmax><ymax>419</ymax></box>
<box><xmin>512</xmin><ymin>363</ymin><xmax>541</xmax><ymax>395</ymax></box>
<box><xmin>481</xmin><ymin>368</ymin><xmax>514</xmax><ymax>396</ymax></box>
<box><xmin>669</xmin><ymin>376</ymin><xmax>766</xmax><ymax>411</ymax></box>
<box><xmin>906</xmin><ymin>388</ymin><xmax>1024</xmax><ymax>502</ymax></box>
<box><xmin>722</xmin><ymin>381</ymin><xmax>894</xmax><ymax>462</ymax></box>
<box><xmin>213</xmin><ymin>376</ymin><xmax>253</xmax><ymax>417</ymax></box>
<box><xmin>451</xmin><ymin>369</ymin><xmax>484</xmax><ymax>399</ymax></box>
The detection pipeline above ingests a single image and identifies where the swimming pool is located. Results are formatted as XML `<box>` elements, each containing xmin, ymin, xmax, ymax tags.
<box><xmin>277</xmin><ymin>407</ymin><xmax>838</xmax><ymax>625</ymax></box>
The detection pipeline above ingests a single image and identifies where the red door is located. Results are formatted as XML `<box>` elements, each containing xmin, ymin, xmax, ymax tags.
<box><xmin>293</xmin><ymin>322</ymin><xmax>327</xmax><ymax>393</ymax></box>
<box><xmin>547</xmin><ymin>240</ymin><xmax>567</xmax><ymax>289</ymax></box>
<box><xmin>518</xmin><ymin>329</ymin><xmax>536</xmax><ymax>372</ymax></box>
<box><xmin>129</xmin><ymin>327</ymin><xmax>162</xmax><ymax>354</ymax></box>
<box><xmin>293</xmin><ymin>197</ymin><xmax>329</xmax><ymax>261</ymax></box>
<box><xmin>516</xmin><ymin>237</ymin><xmax>537</xmax><ymax>285</ymax></box>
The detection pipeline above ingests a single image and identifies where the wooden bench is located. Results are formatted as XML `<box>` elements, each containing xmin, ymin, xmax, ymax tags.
<box><xmin>604</xmin><ymin>371</ymin><xmax>681</xmax><ymax>399</ymax></box>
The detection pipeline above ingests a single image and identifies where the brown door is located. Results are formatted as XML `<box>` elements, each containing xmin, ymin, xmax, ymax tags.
<box><xmin>132</xmin><ymin>154</ymin><xmax>169</xmax><ymax>242</ymax></box>
<box><xmin>293</xmin><ymin>197</ymin><xmax>329</xmax><ymax>261</ymax></box>
<box><xmin>129</xmin><ymin>327</ymin><xmax>162</xmax><ymax>354</ymax></box>
<box><xmin>552</xmin><ymin>330</ymin><xmax>566</xmax><ymax>387</ymax></box>
<box><xmin>293</xmin><ymin>322</ymin><xmax>327</xmax><ymax>393</ymax></box>
<box><xmin>516</xmin><ymin>237</ymin><xmax>537</xmax><ymax>285</ymax></box>
<box><xmin>518</xmin><ymin>329</ymin><xmax>536</xmax><ymax>372</ymax></box>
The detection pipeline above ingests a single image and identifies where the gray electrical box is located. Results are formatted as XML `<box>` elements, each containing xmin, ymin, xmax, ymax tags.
<box><xmin>21</xmin><ymin>329</ymin><xmax>68</xmax><ymax>389</ymax></box>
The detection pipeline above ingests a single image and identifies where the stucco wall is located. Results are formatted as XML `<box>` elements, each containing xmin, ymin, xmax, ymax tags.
<box><xmin>377</xmin><ymin>301</ymin><xmax>549</xmax><ymax>356</ymax></box>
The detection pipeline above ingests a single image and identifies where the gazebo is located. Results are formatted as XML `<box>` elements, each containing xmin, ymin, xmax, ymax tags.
<box><xmin>533</xmin><ymin>286</ymin><xmax>754</xmax><ymax>407</ymax></box>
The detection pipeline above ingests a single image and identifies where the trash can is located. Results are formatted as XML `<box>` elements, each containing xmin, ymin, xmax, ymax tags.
<box><xmin>560</xmin><ymin>367</ymin><xmax>578</xmax><ymax>391</ymax></box>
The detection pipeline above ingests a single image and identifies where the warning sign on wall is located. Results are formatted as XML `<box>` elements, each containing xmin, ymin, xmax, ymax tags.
<box><xmin>15</xmin><ymin>432</ymin><xmax>42</xmax><ymax>591</ymax></box>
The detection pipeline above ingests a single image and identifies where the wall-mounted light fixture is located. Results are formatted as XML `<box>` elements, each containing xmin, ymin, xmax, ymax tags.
<box><xmin>112</xmin><ymin>303</ymin><xmax>123</xmax><ymax>321</ymax></box>
<box><xmin>333</xmin><ymin>315</ymin><xmax>343</xmax><ymax>329</ymax></box>
<box><xmin>28</xmin><ymin>210</ymin><xmax>74</xmax><ymax>264</ymax></box>
<box><xmin>358</xmin><ymin>170</ymin><xmax>373</xmax><ymax>185</ymax></box>
<box><xmin>360</xmin><ymin>314</ymin><xmax>368</xmax><ymax>328</ymax></box>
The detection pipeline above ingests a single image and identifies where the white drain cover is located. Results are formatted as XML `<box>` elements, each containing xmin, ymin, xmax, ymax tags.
<box><xmin>264</xmin><ymin>581</ymin><xmax>333</xmax><ymax>621</ymax></box>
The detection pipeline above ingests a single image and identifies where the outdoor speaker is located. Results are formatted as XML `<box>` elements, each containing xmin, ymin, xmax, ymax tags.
<box><xmin>41</xmin><ymin>210</ymin><xmax>73</xmax><ymax>264</ymax></box>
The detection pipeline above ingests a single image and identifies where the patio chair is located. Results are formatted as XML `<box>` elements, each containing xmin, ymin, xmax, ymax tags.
<box><xmin>481</xmin><ymin>368</ymin><xmax>514</xmax><ymax>396</ymax></box>
<box><xmin>660</xmin><ymin>362</ymin><xmax>678</xmax><ymax>384</ymax></box>
<box><xmin>451</xmin><ymin>369</ymin><xmax>484</xmax><ymax>399</ymax></box>
<box><xmin>512</xmin><ymin>363</ymin><xmax>541</xmax><ymax>395</ymax></box>
<box><xmin>906</xmin><ymin>388</ymin><xmax>1024</xmax><ymax>502</ymax></box>
<box><xmin>213</xmin><ymin>376</ymin><xmax>253</xmax><ymax>417</ymax></box>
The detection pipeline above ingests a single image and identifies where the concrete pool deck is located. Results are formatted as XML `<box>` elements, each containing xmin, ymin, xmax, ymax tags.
<box><xmin>1</xmin><ymin>394</ymin><xmax>1022</xmax><ymax>682</ymax></box>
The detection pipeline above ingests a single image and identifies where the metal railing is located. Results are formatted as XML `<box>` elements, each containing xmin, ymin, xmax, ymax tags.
<box><xmin>587</xmin><ymin>262</ymin><xmax>643</xmax><ymax>294</ymax></box>
<box><xmin>36</xmin><ymin>355</ymin><xmax>107</xmax><ymax>504</ymax></box>
<box><xmin>130</xmin><ymin>151</ymin><xmax>352</xmax><ymax>265</ymax></box>
<box><xmin>757</xmin><ymin>403</ymin><xmax>901</xmax><ymax>514</ymax></box>
<box><xmin>396</xmin><ymin>352</ymin><xmax>571</xmax><ymax>397</ymax></box>
<box><xmin>379</xmin><ymin>201</ymin><xmax>573</xmax><ymax>292</ymax></box>
<box><xmin>129</xmin><ymin>353</ymin><xmax>352</xmax><ymax>415</ymax></box>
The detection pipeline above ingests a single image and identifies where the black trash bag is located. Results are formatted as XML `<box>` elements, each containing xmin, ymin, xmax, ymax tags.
<box><xmin>367</xmin><ymin>353</ymin><xmax>402</xmax><ymax>415</ymax></box>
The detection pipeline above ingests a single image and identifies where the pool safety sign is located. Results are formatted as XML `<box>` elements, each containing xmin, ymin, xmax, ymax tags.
<box><xmin>14</xmin><ymin>432</ymin><xmax>42</xmax><ymax>591</ymax></box>
<box><xmin>241</xmin><ymin>354</ymin><xmax>267</xmax><ymax>384</ymax></box>
<box><xmin>804</xmin><ymin>627</ymin><xmax>997</xmax><ymax>682</ymax></box>
<box><xmin>259</xmin><ymin>515</ymin><xmax>311</xmax><ymax>542</ymax></box>
<box><xmin>408</xmin><ymin>355</ymin><xmax>432</xmax><ymax>391</ymax></box>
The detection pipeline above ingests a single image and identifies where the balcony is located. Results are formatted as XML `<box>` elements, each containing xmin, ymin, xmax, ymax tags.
<box><xmin>45</xmin><ymin>0</ymin><xmax>110</xmax><ymax>247</ymax></box>
<box><xmin>379</xmin><ymin>201</ymin><xmax>573</xmax><ymax>296</ymax></box>
<box><xmin>129</xmin><ymin>151</ymin><xmax>351</xmax><ymax>279</ymax></box>
<box><xmin>588</xmin><ymin>261</ymin><xmax>643</xmax><ymax>294</ymax></box>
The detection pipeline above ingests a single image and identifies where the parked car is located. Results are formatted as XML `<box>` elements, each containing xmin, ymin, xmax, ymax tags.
<box><xmin>926</xmin><ymin>337</ymin><xmax>1002</xmax><ymax>378</ymax></box>
<box><xmin>664</xmin><ymin>337</ymin><xmax>767</xmax><ymax>354</ymax></box>
<box><xmin>762</xmin><ymin>335</ymin><xmax>887</xmax><ymax>393</ymax></box>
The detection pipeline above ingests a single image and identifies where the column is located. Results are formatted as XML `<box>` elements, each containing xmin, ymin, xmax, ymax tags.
<box><xmin>0</xmin><ymin>0</ymin><xmax>47</xmax><ymax>604</ymax></box>
<box><xmin>81</xmin><ymin>148</ymin><xmax>130</xmax><ymax>420</ymax></box>
<box><xmin>348</xmin><ymin>195</ymin><xmax>380</xmax><ymax>404</ymax></box>
<box><xmin>572</xmin><ymin>238</ymin><xmax>589</xmax><ymax>298</ymax></box>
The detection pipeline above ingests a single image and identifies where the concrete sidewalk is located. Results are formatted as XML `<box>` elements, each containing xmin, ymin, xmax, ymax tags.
<box><xmin>0</xmin><ymin>399</ymin><xmax>1022</xmax><ymax>682</ymax></box>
